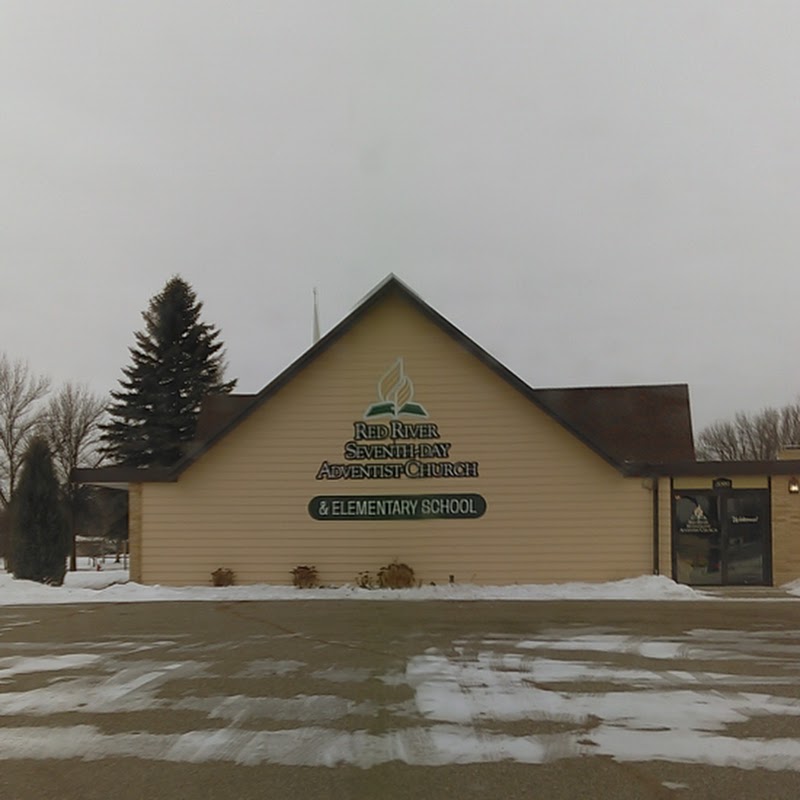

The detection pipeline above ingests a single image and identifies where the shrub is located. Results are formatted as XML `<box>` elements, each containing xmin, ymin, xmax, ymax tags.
<box><xmin>377</xmin><ymin>560</ymin><xmax>415</xmax><ymax>589</ymax></box>
<box><xmin>291</xmin><ymin>565</ymin><xmax>319</xmax><ymax>588</ymax></box>
<box><xmin>211</xmin><ymin>567</ymin><xmax>235</xmax><ymax>586</ymax></box>
<box><xmin>355</xmin><ymin>571</ymin><xmax>376</xmax><ymax>589</ymax></box>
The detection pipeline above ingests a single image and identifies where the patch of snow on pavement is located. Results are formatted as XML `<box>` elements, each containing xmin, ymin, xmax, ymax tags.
<box><xmin>0</xmin><ymin>723</ymin><xmax>581</xmax><ymax>767</ymax></box>
<box><xmin>0</xmin><ymin>653</ymin><xmax>101</xmax><ymax>682</ymax></box>
<box><xmin>1</xmin><ymin>627</ymin><xmax>800</xmax><ymax>772</ymax></box>
<box><xmin>403</xmin><ymin>630</ymin><xmax>800</xmax><ymax>772</ymax></box>
<box><xmin>781</xmin><ymin>577</ymin><xmax>800</xmax><ymax>596</ymax></box>
<box><xmin>234</xmin><ymin>659</ymin><xmax>305</xmax><ymax>678</ymax></box>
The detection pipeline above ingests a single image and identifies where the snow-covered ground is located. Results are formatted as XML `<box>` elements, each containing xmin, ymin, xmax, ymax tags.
<box><xmin>0</xmin><ymin>559</ymin><xmax>719</xmax><ymax>604</ymax></box>
<box><xmin>0</xmin><ymin>558</ymin><xmax>798</xmax><ymax>604</ymax></box>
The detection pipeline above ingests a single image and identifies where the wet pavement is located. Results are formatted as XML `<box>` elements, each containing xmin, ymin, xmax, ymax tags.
<box><xmin>0</xmin><ymin>599</ymin><xmax>799</xmax><ymax>799</ymax></box>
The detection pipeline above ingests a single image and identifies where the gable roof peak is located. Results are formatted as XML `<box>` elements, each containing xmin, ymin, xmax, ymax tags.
<box><xmin>73</xmin><ymin>275</ymin><xmax>696</xmax><ymax>485</ymax></box>
<box><xmin>349</xmin><ymin>273</ymin><xmax>416</xmax><ymax>309</ymax></box>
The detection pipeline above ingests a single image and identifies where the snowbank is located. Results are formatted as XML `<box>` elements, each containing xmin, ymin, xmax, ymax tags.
<box><xmin>0</xmin><ymin>569</ymin><xmax>708</xmax><ymax>605</ymax></box>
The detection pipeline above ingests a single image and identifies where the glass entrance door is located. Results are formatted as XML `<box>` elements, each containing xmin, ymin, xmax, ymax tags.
<box><xmin>673</xmin><ymin>489</ymin><xmax>770</xmax><ymax>586</ymax></box>
<box><xmin>674</xmin><ymin>492</ymin><xmax>722</xmax><ymax>585</ymax></box>
<box><xmin>724</xmin><ymin>492</ymin><xmax>770</xmax><ymax>585</ymax></box>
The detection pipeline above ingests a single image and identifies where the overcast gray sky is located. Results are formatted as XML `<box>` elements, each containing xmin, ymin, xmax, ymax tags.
<box><xmin>3</xmin><ymin>2</ymin><xmax>800</xmax><ymax>434</ymax></box>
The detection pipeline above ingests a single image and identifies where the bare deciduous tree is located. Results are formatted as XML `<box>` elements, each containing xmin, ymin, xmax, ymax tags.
<box><xmin>696</xmin><ymin>402</ymin><xmax>800</xmax><ymax>461</ymax></box>
<box><xmin>40</xmin><ymin>382</ymin><xmax>108</xmax><ymax>571</ymax></box>
<box><xmin>0</xmin><ymin>355</ymin><xmax>50</xmax><ymax>507</ymax></box>
<box><xmin>41</xmin><ymin>382</ymin><xmax>107</xmax><ymax>483</ymax></box>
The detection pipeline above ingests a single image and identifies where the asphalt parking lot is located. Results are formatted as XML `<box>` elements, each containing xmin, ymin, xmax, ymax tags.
<box><xmin>1</xmin><ymin>599</ymin><xmax>800</xmax><ymax>799</ymax></box>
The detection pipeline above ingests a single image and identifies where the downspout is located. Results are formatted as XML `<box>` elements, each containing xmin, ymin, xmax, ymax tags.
<box><xmin>652</xmin><ymin>476</ymin><xmax>660</xmax><ymax>575</ymax></box>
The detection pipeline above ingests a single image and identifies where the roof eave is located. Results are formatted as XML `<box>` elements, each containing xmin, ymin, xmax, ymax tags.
<box><xmin>71</xmin><ymin>466</ymin><xmax>177</xmax><ymax>487</ymax></box>
<box><xmin>623</xmin><ymin>460</ymin><xmax>800</xmax><ymax>477</ymax></box>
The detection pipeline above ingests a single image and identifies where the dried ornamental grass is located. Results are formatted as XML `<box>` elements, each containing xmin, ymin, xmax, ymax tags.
<box><xmin>355</xmin><ymin>571</ymin><xmax>376</xmax><ymax>589</ymax></box>
<box><xmin>291</xmin><ymin>565</ymin><xmax>320</xmax><ymax>589</ymax></box>
<box><xmin>211</xmin><ymin>568</ymin><xmax>235</xmax><ymax>587</ymax></box>
<box><xmin>377</xmin><ymin>560</ymin><xmax>416</xmax><ymax>589</ymax></box>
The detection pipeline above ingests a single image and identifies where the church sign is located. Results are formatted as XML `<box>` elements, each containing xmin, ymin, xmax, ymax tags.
<box><xmin>314</xmin><ymin>358</ymin><xmax>480</xmax><ymax>482</ymax></box>
<box><xmin>308</xmin><ymin>493</ymin><xmax>486</xmax><ymax>521</ymax></box>
<box><xmin>310</xmin><ymin>358</ymin><xmax>486</xmax><ymax>521</ymax></box>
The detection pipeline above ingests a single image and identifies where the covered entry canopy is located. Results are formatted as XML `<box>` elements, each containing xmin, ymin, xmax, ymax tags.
<box><xmin>626</xmin><ymin>458</ymin><xmax>800</xmax><ymax>587</ymax></box>
<box><xmin>74</xmin><ymin>276</ymin><xmax>800</xmax><ymax>587</ymax></box>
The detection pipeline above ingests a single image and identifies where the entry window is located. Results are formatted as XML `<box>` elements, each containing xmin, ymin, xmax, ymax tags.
<box><xmin>725</xmin><ymin>495</ymin><xmax>767</xmax><ymax>585</ymax></box>
<box><xmin>673</xmin><ymin>489</ymin><xmax>770</xmax><ymax>586</ymax></box>
<box><xmin>674</xmin><ymin>493</ymin><xmax>721</xmax><ymax>585</ymax></box>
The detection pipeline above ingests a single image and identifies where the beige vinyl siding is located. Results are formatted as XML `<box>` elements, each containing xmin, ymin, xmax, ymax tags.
<box><xmin>772</xmin><ymin>477</ymin><xmax>800</xmax><ymax>586</ymax></box>
<box><xmin>129</xmin><ymin>484</ymin><xmax>143</xmax><ymax>583</ymax></box>
<box><xmin>673</xmin><ymin>477</ymin><xmax>768</xmax><ymax>490</ymax></box>
<box><xmin>139</xmin><ymin>293</ymin><xmax>654</xmax><ymax>586</ymax></box>
<box><xmin>658</xmin><ymin>477</ymin><xmax>673</xmax><ymax>578</ymax></box>
<box><xmin>731</xmin><ymin>477</ymin><xmax>769</xmax><ymax>489</ymax></box>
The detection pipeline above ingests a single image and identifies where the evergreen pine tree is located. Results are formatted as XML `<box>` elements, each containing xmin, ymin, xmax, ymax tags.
<box><xmin>10</xmin><ymin>438</ymin><xmax>70</xmax><ymax>585</ymax></box>
<box><xmin>102</xmin><ymin>276</ymin><xmax>236</xmax><ymax>467</ymax></box>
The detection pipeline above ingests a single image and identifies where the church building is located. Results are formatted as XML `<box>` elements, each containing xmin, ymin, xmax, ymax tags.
<box><xmin>75</xmin><ymin>276</ymin><xmax>800</xmax><ymax>588</ymax></box>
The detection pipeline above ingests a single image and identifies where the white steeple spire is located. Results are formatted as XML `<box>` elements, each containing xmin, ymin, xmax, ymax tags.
<box><xmin>313</xmin><ymin>287</ymin><xmax>321</xmax><ymax>344</ymax></box>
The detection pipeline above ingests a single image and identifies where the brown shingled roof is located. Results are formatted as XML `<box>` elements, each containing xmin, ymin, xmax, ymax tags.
<box><xmin>192</xmin><ymin>393</ymin><xmax>256</xmax><ymax>443</ymax></box>
<box><xmin>532</xmin><ymin>385</ymin><xmax>696</xmax><ymax>465</ymax></box>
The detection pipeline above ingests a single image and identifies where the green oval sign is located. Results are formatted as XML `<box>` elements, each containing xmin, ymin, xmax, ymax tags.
<box><xmin>309</xmin><ymin>493</ymin><xmax>487</xmax><ymax>521</ymax></box>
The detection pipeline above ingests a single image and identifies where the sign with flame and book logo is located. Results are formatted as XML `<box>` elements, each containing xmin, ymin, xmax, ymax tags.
<box><xmin>364</xmin><ymin>358</ymin><xmax>428</xmax><ymax>419</ymax></box>
<box><xmin>310</xmin><ymin>358</ymin><xmax>486</xmax><ymax>520</ymax></box>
